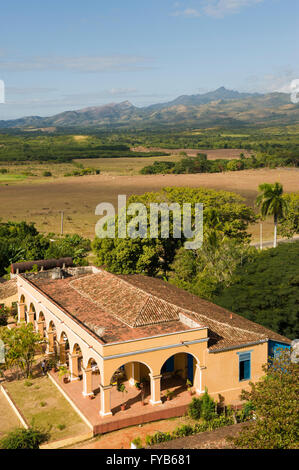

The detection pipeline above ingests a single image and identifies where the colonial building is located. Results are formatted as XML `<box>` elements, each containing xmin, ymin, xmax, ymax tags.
<box><xmin>16</xmin><ymin>266</ymin><xmax>290</xmax><ymax>418</ymax></box>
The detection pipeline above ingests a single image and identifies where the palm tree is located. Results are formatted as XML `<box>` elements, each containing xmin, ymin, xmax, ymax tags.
<box><xmin>256</xmin><ymin>182</ymin><xmax>289</xmax><ymax>248</ymax></box>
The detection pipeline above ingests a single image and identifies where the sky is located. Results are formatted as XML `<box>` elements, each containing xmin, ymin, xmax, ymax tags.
<box><xmin>0</xmin><ymin>0</ymin><xmax>298</xmax><ymax>119</ymax></box>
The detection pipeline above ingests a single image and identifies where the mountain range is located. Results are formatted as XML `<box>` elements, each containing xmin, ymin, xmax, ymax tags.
<box><xmin>0</xmin><ymin>87</ymin><xmax>298</xmax><ymax>130</ymax></box>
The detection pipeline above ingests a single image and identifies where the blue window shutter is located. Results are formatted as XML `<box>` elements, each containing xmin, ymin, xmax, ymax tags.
<box><xmin>238</xmin><ymin>351</ymin><xmax>251</xmax><ymax>381</ymax></box>
<box><xmin>243</xmin><ymin>360</ymin><xmax>251</xmax><ymax>380</ymax></box>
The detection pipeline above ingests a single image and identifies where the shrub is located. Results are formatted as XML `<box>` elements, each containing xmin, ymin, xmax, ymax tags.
<box><xmin>0</xmin><ymin>427</ymin><xmax>49</xmax><ymax>449</ymax></box>
<box><xmin>0</xmin><ymin>305</ymin><xmax>9</xmax><ymax>326</ymax></box>
<box><xmin>201</xmin><ymin>389</ymin><xmax>217</xmax><ymax>421</ymax></box>
<box><xmin>131</xmin><ymin>437</ymin><xmax>142</xmax><ymax>448</ymax></box>
<box><xmin>173</xmin><ymin>424</ymin><xmax>194</xmax><ymax>438</ymax></box>
<box><xmin>57</xmin><ymin>424</ymin><xmax>66</xmax><ymax>431</ymax></box>
<box><xmin>188</xmin><ymin>397</ymin><xmax>202</xmax><ymax>420</ymax></box>
<box><xmin>42</xmin><ymin>171</ymin><xmax>52</xmax><ymax>177</ymax></box>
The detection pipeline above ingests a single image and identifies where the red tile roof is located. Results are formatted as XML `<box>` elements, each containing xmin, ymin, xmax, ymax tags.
<box><xmin>27</xmin><ymin>268</ymin><xmax>291</xmax><ymax>350</ymax></box>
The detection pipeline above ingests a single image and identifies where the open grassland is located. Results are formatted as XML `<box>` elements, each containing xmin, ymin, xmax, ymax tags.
<box><xmin>0</xmin><ymin>148</ymin><xmax>246</xmax><ymax>180</ymax></box>
<box><xmin>0</xmin><ymin>167</ymin><xmax>297</xmax><ymax>242</ymax></box>
<box><xmin>131</xmin><ymin>147</ymin><xmax>251</xmax><ymax>160</ymax></box>
<box><xmin>0</xmin><ymin>390</ymin><xmax>22</xmax><ymax>438</ymax></box>
<box><xmin>4</xmin><ymin>375</ymin><xmax>89</xmax><ymax>442</ymax></box>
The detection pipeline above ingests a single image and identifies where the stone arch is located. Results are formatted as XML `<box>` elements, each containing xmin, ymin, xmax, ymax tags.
<box><xmin>28</xmin><ymin>302</ymin><xmax>36</xmax><ymax>322</ymax></box>
<box><xmin>37</xmin><ymin>310</ymin><xmax>45</xmax><ymax>322</ymax></box>
<box><xmin>46</xmin><ymin>320</ymin><xmax>57</xmax><ymax>355</ymax></box>
<box><xmin>108</xmin><ymin>359</ymin><xmax>153</xmax><ymax>385</ymax></box>
<box><xmin>85</xmin><ymin>356</ymin><xmax>101</xmax><ymax>371</ymax></box>
<box><xmin>159</xmin><ymin>351</ymin><xmax>201</xmax><ymax>395</ymax></box>
<box><xmin>48</xmin><ymin>319</ymin><xmax>56</xmax><ymax>332</ymax></box>
<box><xmin>36</xmin><ymin>311</ymin><xmax>46</xmax><ymax>338</ymax></box>
<box><xmin>109</xmin><ymin>360</ymin><xmax>152</xmax><ymax>414</ymax></box>
<box><xmin>57</xmin><ymin>330</ymin><xmax>70</xmax><ymax>365</ymax></box>
<box><xmin>69</xmin><ymin>342</ymin><xmax>84</xmax><ymax>381</ymax></box>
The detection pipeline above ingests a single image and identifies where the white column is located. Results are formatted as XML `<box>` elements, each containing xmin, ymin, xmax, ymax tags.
<box><xmin>99</xmin><ymin>384</ymin><xmax>112</xmax><ymax>416</ymax></box>
<box><xmin>195</xmin><ymin>364</ymin><xmax>206</xmax><ymax>395</ymax></box>
<box><xmin>149</xmin><ymin>374</ymin><xmax>162</xmax><ymax>405</ymax></box>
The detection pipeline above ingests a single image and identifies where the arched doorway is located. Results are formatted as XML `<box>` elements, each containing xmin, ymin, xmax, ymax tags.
<box><xmin>160</xmin><ymin>352</ymin><xmax>199</xmax><ymax>399</ymax></box>
<box><xmin>82</xmin><ymin>357</ymin><xmax>101</xmax><ymax>397</ymax></box>
<box><xmin>46</xmin><ymin>320</ymin><xmax>57</xmax><ymax>355</ymax></box>
<box><xmin>69</xmin><ymin>343</ymin><xmax>83</xmax><ymax>381</ymax></box>
<box><xmin>28</xmin><ymin>303</ymin><xmax>36</xmax><ymax>324</ymax></box>
<box><xmin>58</xmin><ymin>331</ymin><xmax>70</xmax><ymax>366</ymax></box>
<box><xmin>18</xmin><ymin>295</ymin><xmax>27</xmax><ymax>322</ymax></box>
<box><xmin>109</xmin><ymin>362</ymin><xmax>151</xmax><ymax>414</ymax></box>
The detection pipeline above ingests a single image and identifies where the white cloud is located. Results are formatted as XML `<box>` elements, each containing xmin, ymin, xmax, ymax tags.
<box><xmin>202</xmin><ymin>0</ymin><xmax>264</xmax><ymax>18</ymax></box>
<box><xmin>172</xmin><ymin>0</ymin><xmax>264</xmax><ymax>19</ymax></box>
<box><xmin>172</xmin><ymin>7</ymin><xmax>201</xmax><ymax>17</ymax></box>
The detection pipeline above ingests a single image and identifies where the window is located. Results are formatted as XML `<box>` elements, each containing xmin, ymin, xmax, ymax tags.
<box><xmin>238</xmin><ymin>351</ymin><xmax>251</xmax><ymax>381</ymax></box>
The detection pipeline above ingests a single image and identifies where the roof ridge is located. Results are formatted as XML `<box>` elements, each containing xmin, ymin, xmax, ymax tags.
<box><xmin>69</xmin><ymin>274</ymin><xmax>136</xmax><ymax>329</ymax></box>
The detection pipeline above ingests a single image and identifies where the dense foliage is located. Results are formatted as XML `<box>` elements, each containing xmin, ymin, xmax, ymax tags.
<box><xmin>0</xmin><ymin>323</ymin><xmax>43</xmax><ymax>378</ymax></box>
<box><xmin>278</xmin><ymin>192</ymin><xmax>299</xmax><ymax>238</ymax></box>
<box><xmin>92</xmin><ymin>187</ymin><xmax>256</xmax><ymax>276</ymax></box>
<box><xmin>0</xmin><ymin>126</ymin><xmax>298</xmax><ymax>165</ymax></box>
<box><xmin>0</xmin><ymin>426</ymin><xmax>49</xmax><ymax>449</ymax></box>
<box><xmin>169</xmin><ymin>232</ymin><xmax>256</xmax><ymax>299</ymax></box>
<box><xmin>0</xmin><ymin>221</ymin><xmax>91</xmax><ymax>276</ymax></box>
<box><xmin>188</xmin><ymin>390</ymin><xmax>217</xmax><ymax>421</ymax></box>
<box><xmin>0</xmin><ymin>305</ymin><xmax>9</xmax><ymax>326</ymax></box>
<box><xmin>140</xmin><ymin>151</ymin><xmax>296</xmax><ymax>175</ymax></box>
<box><xmin>0</xmin><ymin>133</ymin><xmax>169</xmax><ymax>163</ymax></box>
<box><xmin>232</xmin><ymin>351</ymin><xmax>299</xmax><ymax>449</ymax></box>
<box><xmin>213</xmin><ymin>242</ymin><xmax>299</xmax><ymax>339</ymax></box>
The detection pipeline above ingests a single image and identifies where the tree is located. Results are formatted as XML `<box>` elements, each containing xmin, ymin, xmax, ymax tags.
<box><xmin>169</xmin><ymin>232</ymin><xmax>256</xmax><ymax>300</ymax></box>
<box><xmin>0</xmin><ymin>323</ymin><xmax>43</xmax><ymax>378</ymax></box>
<box><xmin>0</xmin><ymin>426</ymin><xmax>49</xmax><ymax>449</ymax></box>
<box><xmin>214</xmin><ymin>241</ymin><xmax>299</xmax><ymax>339</ymax></box>
<box><xmin>278</xmin><ymin>192</ymin><xmax>299</xmax><ymax>238</ymax></box>
<box><xmin>232</xmin><ymin>350</ymin><xmax>299</xmax><ymax>449</ymax></box>
<box><xmin>93</xmin><ymin>187</ymin><xmax>256</xmax><ymax>276</ymax></box>
<box><xmin>256</xmin><ymin>182</ymin><xmax>289</xmax><ymax>248</ymax></box>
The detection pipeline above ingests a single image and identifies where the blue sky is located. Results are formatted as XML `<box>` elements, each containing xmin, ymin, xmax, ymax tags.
<box><xmin>0</xmin><ymin>0</ymin><xmax>298</xmax><ymax>119</ymax></box>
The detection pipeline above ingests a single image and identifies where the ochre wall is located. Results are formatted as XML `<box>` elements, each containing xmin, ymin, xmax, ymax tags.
<box><xmin>203</xmin><ymin>342</ymin><xmax>268</xmax><ymax>402</ymax></box>
<box><xmin>0</xmin><ymin>293</ymin><xmax>18</xmax><ymax>309</ymax></box>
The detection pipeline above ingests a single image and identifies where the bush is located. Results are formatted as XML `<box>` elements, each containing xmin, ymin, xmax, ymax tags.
<box><xmin>131</xmin><ymin>437</ymin><xmax>142</xmax><ymax>448</ymax></box>
<box><xmin>42</xmin><ymin>171</ymin><xmax>52</xmax><ymax>177</ymax></box>
<box><xmin>0</xmin><ymin>305</ymin><xmax>9</xmax><ymax>326</ymax></box>
<box><xmin>200</xmin><ymin>389</ymin><xmax>217</xmax><ymax>421</ymax></box>
<box><xmin>0</xmin><ymin>427</ymin><xmax>49</xmax><ymax>449</ymax></box>
<box><xmin>172</xmin><ymin>424</ymin><xmax>194</xmax><ymax>438</ymax></box>
<box><xmin>188</xmin><ymin>397</ymin><xmax>202</xmax><ymax>420</ymax></box>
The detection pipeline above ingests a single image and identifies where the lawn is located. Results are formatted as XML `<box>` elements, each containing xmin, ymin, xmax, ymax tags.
<box><xmin>0</xmin><ymin>173</ymin><xmax>28</xmax><ymax>183</ymax></box>
<box><xmin>0</xmin><ymin>390</ymin><xmax>22</xmax><ymax>439</ymax></box>
<box><xmin>4</xmin><ymin>375</ymin><xmax>89</xmax><ymax>443</ymax></box>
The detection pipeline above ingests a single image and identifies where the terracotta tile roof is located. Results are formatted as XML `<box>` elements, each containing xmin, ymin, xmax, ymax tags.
<box><xmin>27</xmin><ymin>268</ymin><xmax>291</xmax><ymax>350</ymax></box>
<box><xmin>28</xmin><ymin>275</ymin><xmax>192</xmax><ymax>344</ymax></box>
<box><xmin>70</xmin><ymin>271</ymin><xmax>181</xmax><ymax>328</ymax></box>
<box><xmin>0</xmin><ymin>279</ymin><xmax>17</xmax><ymax>300</ymax></box>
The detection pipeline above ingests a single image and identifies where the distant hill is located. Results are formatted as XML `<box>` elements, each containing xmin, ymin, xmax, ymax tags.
<box><xmin>0</xmin><ymin>87</ymin><xmax>298</xmax><ymax>130</ymax></box>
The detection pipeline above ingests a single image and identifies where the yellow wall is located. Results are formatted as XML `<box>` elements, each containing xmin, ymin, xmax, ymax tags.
<box><xmin>203</xmin><ymin>342</ymin><xmax>268</xmax><ymax>402</ymax></box>
<box><xmin>0</xmin><ymin>293</ymin><xmax>18</xmax><ymax>309</ymax></box>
